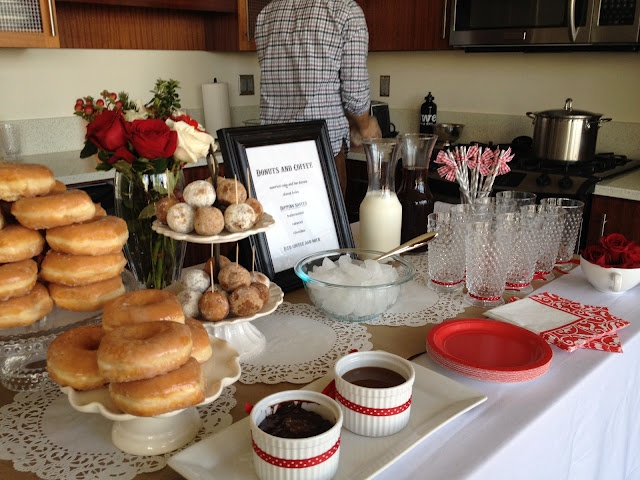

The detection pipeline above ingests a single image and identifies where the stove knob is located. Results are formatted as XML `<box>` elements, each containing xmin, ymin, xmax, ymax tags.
<box><xmin>536</xmin><ymin>173</ymin><xmax>551</xmax><ymax>187</ymax></box>
<box><xmin>559</xmin><ymin>175</ymin><xmax>573</xmax><ymax>190</ymax></box>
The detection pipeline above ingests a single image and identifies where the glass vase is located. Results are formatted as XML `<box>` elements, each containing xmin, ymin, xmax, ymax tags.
<box><xmin>114</xmin><ymin>168</ymin><xmax>186</xmax><ymax>289</ymax></box>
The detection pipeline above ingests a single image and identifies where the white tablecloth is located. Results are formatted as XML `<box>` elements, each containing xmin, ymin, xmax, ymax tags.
<box><xmin>380</xmin><ymin>266</ymin><xmax>640</xmax><ymax>480</ymax></box>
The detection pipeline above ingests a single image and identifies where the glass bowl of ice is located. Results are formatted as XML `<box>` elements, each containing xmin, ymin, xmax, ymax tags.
<box><xmin>294</xmin><ymin>248</ymin><xmax>416</xmax><ymax>322</ymax></box>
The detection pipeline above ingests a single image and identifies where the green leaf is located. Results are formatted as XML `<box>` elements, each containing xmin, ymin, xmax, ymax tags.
<box><xmin>80</xmin><ymin>140</ymin><xmax>98</xmax><ymax>158</ymax></box>
<box><xmin>138</xmin><ymin>203</ymin><xmax>157</xmax><ymax>220</ymax></box>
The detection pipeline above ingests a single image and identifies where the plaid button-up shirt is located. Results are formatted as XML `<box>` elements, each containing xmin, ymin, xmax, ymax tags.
<box><xmin>256</xmin><ymin>0</ymin><xmax>371</xmax><ymax>156</ymax></box>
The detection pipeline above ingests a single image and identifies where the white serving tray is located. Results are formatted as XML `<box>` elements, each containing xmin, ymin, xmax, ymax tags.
<box><xmin>168</xmin><ymin>360</ymin><xmax>487</xmax><ymax>479</ymax></box>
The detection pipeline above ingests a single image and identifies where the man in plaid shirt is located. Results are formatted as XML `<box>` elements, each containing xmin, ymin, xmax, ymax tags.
<box><xmin>256</xmin><ymin>0</ymin><xmax>381</xmax><ymax>195</ymax></box>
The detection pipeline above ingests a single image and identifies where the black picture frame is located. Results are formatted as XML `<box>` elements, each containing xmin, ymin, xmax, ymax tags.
<box><xmin>217</xmin><ymin>120</ymin><xmax>354</xmax><ymax>292</ymax></box>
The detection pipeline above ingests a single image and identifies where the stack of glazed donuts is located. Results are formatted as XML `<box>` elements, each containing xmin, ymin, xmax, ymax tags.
<box><xmin>0</xmin><ymin>161</ymin><xmax>130</xmax><ymax>330</ymax></box>
<box><xmin>47</xmin><ymin>289</ymin><xmax>213</xmax><ymax>417</ymax></box>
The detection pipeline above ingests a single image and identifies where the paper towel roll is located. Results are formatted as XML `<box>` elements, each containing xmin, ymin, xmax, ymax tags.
<box><xmin>202</xmin><ymin>82</ymin><xmax>231</xmax><ymax>138</ymax></box>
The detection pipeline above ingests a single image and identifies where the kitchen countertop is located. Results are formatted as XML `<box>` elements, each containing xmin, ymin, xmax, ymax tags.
<box><xmin>9</xmin><ymin>150</ymin><xmax>222</xmax><ymax>186</ymax></box>
<box><xmin>593</xmin><ymin>168</ymin><xmax>640</xmax><ymax>201</ymax></box>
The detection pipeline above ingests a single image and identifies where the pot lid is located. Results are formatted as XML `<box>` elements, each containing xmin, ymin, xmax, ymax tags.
<box><xmin>533</xmin><ymin>98</ymin><xmax>602</xmax><ymax>119</ymax></box>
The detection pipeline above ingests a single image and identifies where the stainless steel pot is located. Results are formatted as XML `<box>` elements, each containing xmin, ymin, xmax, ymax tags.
<box><xmin>526</xmin><ymin>99</ymin><xmax>611</xmax><ymax>162</ymax></box>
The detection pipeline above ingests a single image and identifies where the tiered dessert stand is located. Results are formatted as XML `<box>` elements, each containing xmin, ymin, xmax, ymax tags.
<box><xmin>152</xmin><ymin>212</ymin><xmax>283</xmax><ymax>361</ymax></box>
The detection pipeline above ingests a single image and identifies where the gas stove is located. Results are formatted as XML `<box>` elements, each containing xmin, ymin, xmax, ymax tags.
<box><xmin>428</xmin><ymin>140</ymin><xmax>640</xmax><ymax>200</ymax></box>
<box><xmin>426</xmin><ymin>138</ymin><xmax>640</xmax><ymax>248</ymax></box>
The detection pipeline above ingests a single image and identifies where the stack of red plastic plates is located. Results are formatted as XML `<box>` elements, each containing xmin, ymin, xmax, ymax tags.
<box><xmin>426</xmin><ymin>319</ymin><xmax>553</xmax><ymax>383</ymax></box>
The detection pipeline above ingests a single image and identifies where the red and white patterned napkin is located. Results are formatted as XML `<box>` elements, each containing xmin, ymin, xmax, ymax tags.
<box><xmin>485</xmin><ymin>292</ymin><xmax>630</xmax><ymax>352</ymax></box>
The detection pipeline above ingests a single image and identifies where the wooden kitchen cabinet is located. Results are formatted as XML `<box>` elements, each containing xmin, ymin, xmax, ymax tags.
<box><xmin>587</xmin><ymin>195</ymin><xmax>640</xmax><ymax>245</ymax></box>
<box><xmin>235</xmin><ymin>0</ymin><xmax>452</xmax><ymax>53</ymax></box>
<box><xmin>356</xmin><ymin>0</ymin><xmax>451</xmax><ymax>51</ymax></box>
<box><xmin>55</xmin><ymin>0</ymin><xmax>237</xmax><ymax>50</ymax></box>
<box><xmin>0</xmin><ymin>0</ymin><xmax>60</xmax><ymax>48</ymax></box>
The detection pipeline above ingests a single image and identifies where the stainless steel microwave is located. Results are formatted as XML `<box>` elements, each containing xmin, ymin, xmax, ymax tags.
<box><xmin>449</xmin><ymin>0</ymin><xmax>640</xmax><ymax>50</ymax></box>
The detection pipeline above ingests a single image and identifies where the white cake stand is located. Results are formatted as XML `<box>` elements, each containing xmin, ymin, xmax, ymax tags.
<box><xmin>61</xmin><ymin>336</ymin><xmax>241</xmax><ymax>456</ymax></box>
<box><xmin>153</xmin><ymin>213</ymin><xmax>282</xmax><ymax>360</ymax></box>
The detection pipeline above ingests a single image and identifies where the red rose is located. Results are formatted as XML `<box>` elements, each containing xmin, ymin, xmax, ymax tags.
<box><xmin>109</xmin><ymin>146</ymin><xmax>136</xmax><ymax>164</ymax></box>
<box><xmin>582</xmin><ymin>244</ymin><xmax>612</xmax><ymax>267</ymax></box>
<box><xmin>621</xmin><ymin>243</ymin><xmax>640</xmax><ymax>268</ymax></box>
<box><xmin>86</xmin><ymin>109</ymin><xmax>128</xmax><ymax>152</ymax></box>
<box><xmin>128</xmin><ymin>119</ymin><xmax>177</xmax><ymax>160</ymax></box>
<box><xmin>599</xmin><ymin>233</ymin><xmax>630</xmax><ymax>263</ymax></box>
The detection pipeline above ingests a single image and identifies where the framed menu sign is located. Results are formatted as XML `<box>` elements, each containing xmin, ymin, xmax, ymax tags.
<box><xmin>217</xmin><ymin>120</ymin><xmax>354</xmax><ymax>292</ymax></box>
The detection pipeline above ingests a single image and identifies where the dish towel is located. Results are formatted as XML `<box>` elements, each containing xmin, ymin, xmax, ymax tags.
<box><xmin>485</xmin><ymin>292</ymin><xmax>630</xmax><ymax>353</ymax></box>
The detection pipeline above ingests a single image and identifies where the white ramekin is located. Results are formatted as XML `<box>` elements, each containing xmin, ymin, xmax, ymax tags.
<box><xmin>334</xmin><ymin>350</ymin><xmax>415</xmax><ymax>437</ymax></box>
<box><xmin>249</xmin><ymin>390</ymin><xmax>343</xmax><ymax>480</ymax></box>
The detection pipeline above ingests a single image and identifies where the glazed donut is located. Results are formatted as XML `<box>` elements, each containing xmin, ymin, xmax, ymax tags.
<box><xmin>185</xmin><ymin>317</ymin><xmax>213</xmax><ymax>363</ymax></box>
<box><xmin>46</xmin><ymin>325</ymin><xmax>107</xmax><ymax>391</ymax></box>
<box><xmin>0</xmin><ymin>224</ymin><xmax>45</xmax><ymax>263</ymax></box>
<box><xmin>46</xmin><ymin>215</ymin><xmax>128</xmax><ymax>256</ymax></box>
<box><xmin>97</xmin><ymin>321</ymin><xmax>193</xmax><ymax>382</ymax></box>
<box><xmin>50</xmin><ymin>180</ymin><xmax>67</xmax><ymax>194</ymax></box>
<box><xmin>48</xmin><ymin>274</ymin><xmax>125</xmax><ymax>312</ymax></box>
<box><xmin>155</xmin><ymin>196</ymin><xmax>179</xmax><ymax>224</ymax></box>
<box><xmin>11</xmin><ymin>189</ymin><xmax>96</xmax><ymax>230</ymax></box>
<box><xmin>0</xmin><ymin>259</ymin><xmax>38</xmax><ymax>301</ymax></box>
<box><xmin>183</xmin><ymin>180</ymin><xmax>216</xmax><ymax>208</ymax></box>
<box><xmin>0</xmin><ymin>161</ymin><xmax>56</xmax><ymax>202</ymax></box>
<box><xmin>101</xmin><ymin>289</ymin><xmax>185</xmax><ymax>332</ymax></box>
<box><xmin>204</xmin><ymin>255</ymin><xmax>231</xmax><ymax>276</ymax></box>
<box><xmin>40</xmin><ymin>250</ymin><xmax>127</xmax><ymax>287</ymax></box>
<box><xmin>0</xmin><ymin>282</ymin><xmax>54</xmax><ymax>329</ymax></box>
<box><xmin>109</xmin><ymin>357</ymin><xmax>205</xmax><ymax>417</ymax></box>
<box><xmin>92</xmin><ymin>202</ymin><xmax>107</xmax><ymax>219</ymax></box>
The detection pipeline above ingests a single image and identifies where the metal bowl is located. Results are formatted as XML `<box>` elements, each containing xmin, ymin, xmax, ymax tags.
<box><xmin>434</xmin><ymin>123</ymin><xmax>465</xmax><ymax>147</ymax></box>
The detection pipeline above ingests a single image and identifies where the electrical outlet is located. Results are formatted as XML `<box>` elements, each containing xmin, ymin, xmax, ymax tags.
<box><xmin>380</xmin><ymin>75</ymin><xmax>390</xmax><ymax>97</ymax></box>
<box><xmin>239</xmin><ymin>75</ymin><xmax>255</xmax><ymax>95</ymax></box>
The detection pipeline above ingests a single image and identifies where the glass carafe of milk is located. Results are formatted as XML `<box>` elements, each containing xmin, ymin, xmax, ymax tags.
<box><xmin>359</xmin><ymin>138</ymin><xmax>402</xmax><ymax>252</ymax></box>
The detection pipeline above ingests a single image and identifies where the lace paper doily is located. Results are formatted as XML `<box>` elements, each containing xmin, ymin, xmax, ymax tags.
<box><xmin>240</xmin><ymin>302</ymin><xmax>372</xmax><ymax>385</ymax></box>
<box><xmin>0</xmin><ymin>381</ymin><xmax>236</xmax><ymax>480</ymax></box>
<box><xmin>366</xmin><ymin>254</ymin><xmax>468</xmax><ymax>327</ymax></box>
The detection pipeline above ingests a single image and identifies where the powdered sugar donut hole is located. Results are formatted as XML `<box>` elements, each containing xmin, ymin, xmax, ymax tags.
<box><xmin>181</xmin><ymin>268</ymin><xmax>211</xmax><ymax>293</ymax></box>
<box><xmin>177</xmin><ymin>289</ymin><xmax>202</xmax><ymax>318</ymax></box>
<box><xmin>166</xmin><ymin>203</ymin><xmax>195</xmax><ymax>233</ymax></box>
<box><xmin>183</xmin><ymin>180</ymin><xmax>216</xmax><ymax>208</ymax></box>
<box><xmin>224</xmin><ymin>203</ymin><xmax>256</xmax><ymax>233</ymax></box>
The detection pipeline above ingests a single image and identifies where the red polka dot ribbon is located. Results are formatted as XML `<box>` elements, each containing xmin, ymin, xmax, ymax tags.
<box><xmin>505</xmin><ymin>281</ymin><xmax>531</xmax><ymax>290</ymax></box>
<box><xmin>468</xmin><ymin>292</ymin><xmax>502</xmax><ymax>302</ymax></box>
<box><xmin>431</xmin><ymin>278</ymin><xmax>464</xmax><ymax>287</ymax></box>
<box><xmin>251</xmin><ymin>436</ymin><xmax>340</xmax><ymax>469</ymax></box>
<box><xmin>335</xmin><ymin>390</ymin><xmax>412</xmax><ymax>416</ymax></box>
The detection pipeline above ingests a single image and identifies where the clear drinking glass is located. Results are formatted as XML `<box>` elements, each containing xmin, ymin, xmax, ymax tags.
<box><xmin>427</xmin><ymin>212</ymin><xmax>465</xmax><ymax>292</ymax></box>
<box><xmin>464</xmin><ymin>215</ymin><xmax>512</xmax><ymax>307</ymax></box>
<box><xmin>495</xmin><ymin>191</ymin><xmax>537</xmax><ymax>208</ymax></box>
<box><xmin>473</xmin><ymin>196</ymin><xmax>517</xmax><ymax>214</ymax></box>
<box><xmin>501</xmin><ymin>211</ymin><xmax>542</xmax><ymax>294</ymax></box>
<box><xmin>0</xmin><ymin>123</ymin><xmax>21</xmax><ymax>160</ymax></box>
<box><xmin>520</xmin><ymin>204</ymin><xmax>566</xmax><ymax>281</ymax></box>
<box><xmin>540</xmin><ymin>198</ymin><xmax>584</xmax><ymax>272</ymax></box>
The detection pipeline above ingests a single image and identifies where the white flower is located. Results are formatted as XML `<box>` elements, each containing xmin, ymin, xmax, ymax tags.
<box><xmin>166</xmin><ymin>118</ymin><xmax>214</xmax><ymax>164</ymax></box>
<box><xmin>124</xmin><ymin>100</ymin><xmax>149</xmax><ymax>121</ymax></box>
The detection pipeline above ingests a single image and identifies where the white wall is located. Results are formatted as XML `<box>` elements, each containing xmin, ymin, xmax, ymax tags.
<box><xmin>0</xmin><ymin>48</ymin><xmax>638</xmax><ymax>156</ymax></box>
